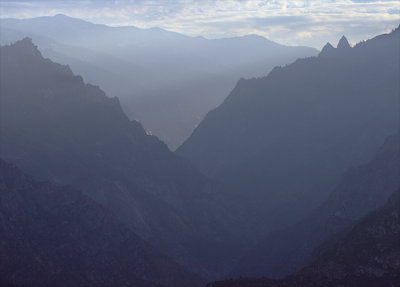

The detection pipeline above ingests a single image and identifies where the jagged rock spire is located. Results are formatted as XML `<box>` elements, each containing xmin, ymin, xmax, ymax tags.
<box><xmin>337</xmin><ymin>36</ymin><xmax>351</xmax><ymax>49</ymax></box>
<box><xmin>319</xmin><ymin>42</ymin><xmax>335</xmax><ymax>57</ymax></box>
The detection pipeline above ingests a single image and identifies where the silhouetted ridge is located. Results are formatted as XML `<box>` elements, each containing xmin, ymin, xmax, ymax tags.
<box><xmin>6</xmin><ymin>37</ymin><xmax>42</xmax><ymax>57</ymax></box>
<box><xmin>0</xmin><ymin>39</ymin><xmax>248</xmax><ymax>280</ymax></box>
<box><xmin>337</xmin><ymin>35</ymin><xmax>351</xmax><ymax>49</ymax></box>
<box><xmin>0</xmin><ymin>14</ymin><xmax>318</xmax><ymax>149</ymax></box>
<box><xmin>318</xmin><ymin>36</ymin><xmax>351</xmax><ymax>57</ymax></box>
<box><xmin>178</xmin><ymin>28</ymin><xmax>399</xmax><ymax>279</ymax></box>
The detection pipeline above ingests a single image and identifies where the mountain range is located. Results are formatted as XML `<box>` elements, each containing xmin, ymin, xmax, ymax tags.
<box><xmin>0</xmin><ymin>14</ymin><xmax>317</xmax><ymax>149</ymax></box>
<box><xmin>1</xmin><ymin>21</ymin><xmax>399</xmax><ymax>287</ymax></box>
<box><xmin>0</xmin><ymin>38</ymin><xmax>249</xmax><ymax>280</ymax></box>
<box><xmin>178</xmin><ymin>27</ymin><xmax>400</xmax><ymax>242</ymax></box>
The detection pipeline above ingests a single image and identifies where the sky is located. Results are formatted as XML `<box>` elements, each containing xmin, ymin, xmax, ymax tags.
<box><xmin>0</xmin><ymin>0</ymin><xmax>399</xmax><ymax>48</ymax></box>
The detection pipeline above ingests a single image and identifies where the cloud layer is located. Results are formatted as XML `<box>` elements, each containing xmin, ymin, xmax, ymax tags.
<box><xmin>1</xmin><ymin>0</ymin><xmax>399</xmax><ymax>48</ymax></box>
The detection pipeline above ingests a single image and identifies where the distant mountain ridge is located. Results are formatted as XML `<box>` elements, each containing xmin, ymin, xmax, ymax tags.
<box><xmin>0</xmin><ymin>38</ymin><xmax>248</xmax><ymax>280</ymax></box>
<box><xmin>0</xmin><ymin>14</ymin><xmax>318</xmax><ymax>149</ymax></box>
<box><xmin>178</xmin><ymin>27</ymin><xmax>400</xmax><ymax>242</ymax></box>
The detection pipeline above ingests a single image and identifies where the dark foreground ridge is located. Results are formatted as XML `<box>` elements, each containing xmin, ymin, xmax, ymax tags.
<box><xmin>233</xmin><ymin>133</ymin><xmax>400</xmax><ymax>278</ymax></box>
<box><xmin>0</xmin><ymin>159</ymin><xmax>204</xmax><ymax>287</ymax></box>
<box><xmin>208</xmin><ymin>187</ymin><xmax>400</xmax><ymax>287</ymax></box>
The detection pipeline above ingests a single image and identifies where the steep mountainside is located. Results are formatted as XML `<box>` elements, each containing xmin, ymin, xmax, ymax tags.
<box><xmin>178</xmin><ymin>28</ymin><xmax>400</xmax><ymax>238</ymax></box>
<box><xmin>0</xmin><ymin>159</ymin><xmax>204</xmax><ymax>287</ymax></box>
<box><xmin>0</xmin><ymin>38</ymin><xmax>247</xmax><ymax>279</ymax></box>
<box><xmin>0</xmin><ymin>14</ymin><xmax>317</xmax><ymax>149</ymax></box>
<box><xmin>232</xmin><ymin>133</ymin><xmax>400</xmax><ymax>278</ymax></box>
<box><xmin>208</xmin><ymin>188</ymin><xmax>400</xmax><ymax>287</ymax></box>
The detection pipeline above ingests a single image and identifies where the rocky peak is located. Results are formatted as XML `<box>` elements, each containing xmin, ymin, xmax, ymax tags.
<box><xmin>8</xmin><ymin>37</ymin><xmax>42</xmax><ymax>57</ymax></box>
<box><xmin>319</xmin><ymin>42</ymin><xmax>335</xmax><ymax>57</ymax></box>
<box><xmin>337</xmin><ymin>35</ymin><xmax>351</xmax><ymax>49</ymax></box>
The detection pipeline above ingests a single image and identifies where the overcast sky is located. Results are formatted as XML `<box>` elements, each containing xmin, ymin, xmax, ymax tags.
<box><xmin>0</xmin><ymin>0</ymin><xmax>399</xmax><ymax>48</ymax></box>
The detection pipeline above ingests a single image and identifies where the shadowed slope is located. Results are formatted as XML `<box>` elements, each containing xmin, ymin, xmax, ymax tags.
<box><xmin>0</xmin><ymin>38</ymin><xmax>247</xmax><ymax>279</ymax></box>
<box><xmin>208</xmin><ymin>187</ymin><xmax>400</xmax><ymax>287</ymax></box>
<box><xmin>0</xmin><ymin>159</ymin><xmax>204</xmax><ymax>287</ymax></box>
<box><xmin>232</xmin><ymin>133</ymin><xmax>400</xmax><ymax>278</ymax></box>
<box><xmin>178</xmin><ymin>27</ymin><xmax>400</xmax><ymax>241</ymax></box>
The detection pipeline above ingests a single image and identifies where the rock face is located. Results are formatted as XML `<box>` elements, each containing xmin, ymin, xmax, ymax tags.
<box><xmin>232</xmin><ymin>133</ymin><xmax>400</xmax><ymax>278</ymax></box>
<box><xmin>178</xmin><ymin>27</ymin><xmax>400</xmax><ymax>240</ymax></box>
<box><xmin>208</xmin><ymin>188</ymin><xmax>400</xmax><ymax>287</ymax></box>
<box><xmin>0</xmin><ymin>38</ymin><xmax>246</xmax><ymax>279</ymax></box>
<box><xmin>0</xmin><ymin>159</ymin><xmax>204</xmax><ymax>287</ymax></box>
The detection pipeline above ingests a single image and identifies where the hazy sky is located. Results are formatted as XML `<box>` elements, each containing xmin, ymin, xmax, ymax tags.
<box><xmin>0</xmin><ymin>0</ymin><xmax>399</xmax><ymax>48</ymax></box>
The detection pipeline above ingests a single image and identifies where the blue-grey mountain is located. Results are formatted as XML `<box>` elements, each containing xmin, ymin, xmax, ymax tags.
<box><xmin>0</xmin><ymin>38</ymin><xmax>248</xmax><ymax>280</ymax></box>
<box><xmin>232</xmin><ymin>132</ymin><xmax>400</xmax><ymax>278</ymax></box>
<box><xmin>0</xmin><ymin>14</ymin><xmax>317</xmax><ymax>149</ymax></box>
<box><xmin>178</xmin><ymin>27</ymin><xmax>400</xmax><ymax>243</ymax></box>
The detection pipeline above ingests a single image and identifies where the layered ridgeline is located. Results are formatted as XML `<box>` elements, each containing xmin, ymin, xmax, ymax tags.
<box><xmin>209</xmin><ymin>188</ymin><xmax>400</xmax><ymax>287</ymax></box>
<box><xmin>178</xmin><ymin>28</ymin><xmax>400</xmax><ymax>238</ymax></box>
<box><xmin>0</xmin><ymin>14</ymin><xmax>317</xmax><ymax>149</ymax></box>
<box><xmin>0</xmin><ymin>39</ymin><xmax>248</xmax><ymax>279</ymax></box>
<box><xmin>232</xmin><ymin>133</ymin><xmax>400</xmax><ymax>278</ymax></box>
<box><xmin>0</xmin><ymin>160</ymin><xmax>204</xmax><ymax>287</ymax></box>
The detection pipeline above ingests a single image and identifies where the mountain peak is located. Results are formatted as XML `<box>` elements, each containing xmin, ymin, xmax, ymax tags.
<box><xmin>337</xmin><ymin>35</ymin><xmax>351</xmax><ymax>49</ymax></box>
<box><xmin>319</xmin><ymin>42</ymin><xmax>335</xmax><ymax>57</ymax></box>
<box><xmin>9</xmin><ymin>37</ymin><xmax>42</xmax><ymax>57</ymax></box>
<box><xmin>53</xmin><ymin>13</ymin><xmax>79</xmax><ymax>21</ymax></box>
<box><xmin>54</xmin><ymin>13</ymin><xmax>68</xmax><ymax>18</ymax></box>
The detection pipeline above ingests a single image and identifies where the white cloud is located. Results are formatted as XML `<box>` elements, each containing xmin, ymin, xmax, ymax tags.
<box><xmin>0</xmin><ymin>0</ymin><xmax>399</xmax><ymax>48</ymax></box>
